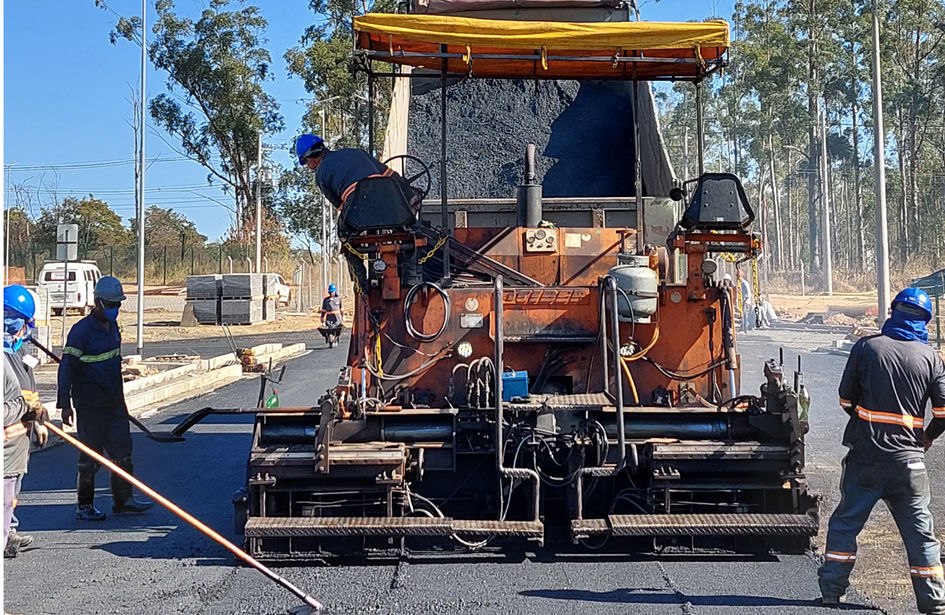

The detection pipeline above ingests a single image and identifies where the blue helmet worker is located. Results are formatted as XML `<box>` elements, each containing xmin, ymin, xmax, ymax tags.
<box><xmin>3</xmin><ymin>284</ymin><xmax>46</xmax><ymax>557</ymax></box>
<box><xmin>57</xmin><ymin>276</ymin><xmax>152</xmax><ymax>521</ymax></box>
<box><xmin>295</xmin><ymin>133</ymin><xmax>401</xmax><ymax>210</ymax></box>
<box><xmin>818</xmin><ymin>287</ymin><xmax>945</xmax><ymax>613</ymax></box>
<box><xmin>321</xmin><ymin>283</ymin><xmax>343</xmax><ymax>328</ymax></box>
<box><xmin>3</xmin><ymin>285</ymin><xmax>34</xmax><ymax>354</ymax></box>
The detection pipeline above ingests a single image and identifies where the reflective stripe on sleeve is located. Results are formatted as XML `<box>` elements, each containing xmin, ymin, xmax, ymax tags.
<box><xmin>4</xmin><ymin>423</ymin><xmax>28</xmax><ymax>440</ymax></box>
<box><xmin>856</xmin><ymin>406</ymin><xmax>921</xmax><ymax>429</ymax></box>
<box><xmin>340</xmin><ymin>182</ymin><xmax>358</xmax><ymax>204</ymax></box>
<box><xmin>933</xmin><ymin>407</ymin><xmax>945</xmax><ymax>419</ymax></box>
<box><xmin>839</xmin><ymin>397</ymin><xmax>853</xmax><ymax>409</ymax></box>
<box><xmin>62</xmin><ymin>346</ymin><xmax>84</xmax><ymax>358</ymax></box>
<box><xmin>824</xmin><ymin>551</ymin><xmax>856</xmax><ymax>562</ymax></box>
<box><xmin>910</xmin><ymin>565</ymin><xmax>944</xmax><ymax>578</ymax></box>
<box><xmin>77</xmin><ymin>348</ymin><xmax>121</xmax><ymax>363</ymax></box>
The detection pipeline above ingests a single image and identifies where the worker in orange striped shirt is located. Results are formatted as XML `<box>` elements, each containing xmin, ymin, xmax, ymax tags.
<box><xmin>819</xmin><ymin>287</ymin><xmax>945</xmax><ymax>613</ymax></box>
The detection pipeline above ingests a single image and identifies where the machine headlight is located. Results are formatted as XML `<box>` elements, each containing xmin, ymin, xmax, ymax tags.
<box><xmin>701</xmin><ymin>258</ymin><xmax>719</xmax><ymax>277</ymax></box>
<box><xmin>456</xmin><ymin>341</ymin><xmax>473</xmax><ymax>359</ymax></box>
<box><xmin>371</xmin><ymin>259</ymin><xmax>387</xmax><ymax>274</ymax></box>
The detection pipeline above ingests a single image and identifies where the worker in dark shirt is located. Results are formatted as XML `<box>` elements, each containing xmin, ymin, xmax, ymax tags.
<box><xmin>819</xmin><ymin>288</ymin><xmax>945</xmax><ymax>614</ymax></box>
<box><xmin>57</xmin><ymin>276</ymin><xmax>152</xmax><ymax>521</ymax></box>
<box><xmin>320</xmin><ymin>283</ymin><xmax>344</xmax><ymax>327</ymax></box>
<box><xmin>295</xmin><ymin>134</ymin><xmax>397</xmax><ymax>209</ymax></box>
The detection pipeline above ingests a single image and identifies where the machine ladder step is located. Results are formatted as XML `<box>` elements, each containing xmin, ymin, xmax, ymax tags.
<box><xmin>571</xmin><ymin>513</ymin><xmax>817</xmax><ymax>541</ymax></box>
<box><xmin>246</xmin><ymin>516</ymin><xmax>544</xmax><ymax>539</ymax></box>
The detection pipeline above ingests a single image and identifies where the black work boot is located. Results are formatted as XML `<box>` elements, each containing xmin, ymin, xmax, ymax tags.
<box><xmin>111</xmin><ymin>457</ymin><xmax>152</xmax><ymax>515</ymax></box>
<box><xmin>76</xmin><ymin>466</ymin><xmax>105</xmax><ymax>521</ymax></box>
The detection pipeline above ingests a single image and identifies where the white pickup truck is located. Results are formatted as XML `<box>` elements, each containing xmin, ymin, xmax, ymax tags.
<box><xmin>38</xmin><ymin>261</ymin><xmax>102</xmax><ymax>315</ymax></box>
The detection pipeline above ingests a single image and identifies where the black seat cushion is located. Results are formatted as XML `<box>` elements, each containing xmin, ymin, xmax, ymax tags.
<box><xmin>338</xmin><ymin>176</ymin><xmax>419</xmax><ymax>237</ymax></box>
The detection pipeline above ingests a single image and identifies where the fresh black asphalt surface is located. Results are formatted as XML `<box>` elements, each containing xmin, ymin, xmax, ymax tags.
<box><xmin>4</xmin><ymin>327</ymin><xmax>894</xmax><ymax>615</ymax></box>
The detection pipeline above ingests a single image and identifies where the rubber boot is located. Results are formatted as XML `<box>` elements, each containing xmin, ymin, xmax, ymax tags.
<box><xmin>76</xmin><ymin>464</ymin><xmax>106</xmax><ymax>521</ymax></box>
<box><xmin>111</xmin><ymin>457</ymin><xmax>152</xmax><ymax>514</ymax></box>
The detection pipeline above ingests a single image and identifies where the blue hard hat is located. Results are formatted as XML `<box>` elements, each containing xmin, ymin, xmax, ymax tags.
<box><xmin>3</xmin><ymin>285</ymin><xmax>35</xmax><ymax>321</ymax></box>
<box><xmin>328</xmin><ymin>283</ymin><xmax>337</xmax><ymax>294</ymax></box>
<box><xmin>892</xmin><ymin>287</ymin><xmax>933</xmax><ymax>320</ymax></box>
<box><xmin>94</xmin><ymin>276</ymin><xmax>126</xmax><ymax>302</ymax></box>
<box><xmin>296</xmin><ymin>134</ymin><xmax>325</xmax><ymax>166</ymax></box>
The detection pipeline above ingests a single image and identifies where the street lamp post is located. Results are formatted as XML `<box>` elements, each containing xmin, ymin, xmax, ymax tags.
<box><xmin>136</xmin><ymin>0</ymin><xmax>147</xmax><ymax>356</ymax></box>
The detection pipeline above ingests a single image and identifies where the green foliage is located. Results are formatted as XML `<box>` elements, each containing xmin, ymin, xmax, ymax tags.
<box><xmin>274</xmin><ymin>165</ymin><xmax>326</xmax><ymax>244</ymax></box>
<box><xmin>109</xmin><ymin>0</ymin><xmax>284</xmax><ymax>243</ymax></box>
<box><xmin>285</xmin><ymin>0</ymin><xmax>395</xmax><ymax>150</ymax></box>
<box><xmin>35</xmin><ymin>196</ymin><xmax>131</xmax><ymax>259</ymax></box>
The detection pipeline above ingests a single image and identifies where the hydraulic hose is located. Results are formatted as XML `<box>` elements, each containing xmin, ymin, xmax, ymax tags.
<box><xmin>404</xmin><ymin>281</ymin><xmax>450</xmax><ymax>342</ymax></box>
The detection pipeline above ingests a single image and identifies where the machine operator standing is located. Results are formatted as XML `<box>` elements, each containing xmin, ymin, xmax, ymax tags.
<box><xmin>819</xmin><ymin>288</ymin><xmax>945</xmax><ymax>614</ymax></box>
<box><xmin>57</xmin><ymin>276</ymin><xmax>152</xmax><ymax>521</ymax></box>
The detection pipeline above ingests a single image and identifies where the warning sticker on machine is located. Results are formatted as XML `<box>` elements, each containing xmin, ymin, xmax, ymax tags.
<box><xmin>564</xmin><ymin>233</ymin><xmax>582</xmax><ymax>248</ymax></box>
<box><xmin>460</xmin><ymin>313</ymin><xmax>485</xmax><ymax>328</ymax></box>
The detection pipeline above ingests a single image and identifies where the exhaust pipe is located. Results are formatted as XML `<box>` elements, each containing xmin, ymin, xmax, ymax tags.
<box><xmin>517</xmin><ymin>144</ymin><xmax>542</xmax><ymax>227</ymax></box>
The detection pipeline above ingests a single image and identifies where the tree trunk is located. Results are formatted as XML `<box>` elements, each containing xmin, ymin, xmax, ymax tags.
<box><xmin>820</xmin><ymin>102</ymin><xmax>833</xmax><ymax>295</ymax></box>
<box><xmin>807</xmin><ymin>0</ymin><xmax>821</xmax><ymax>274</ymax></box>
<box><xmin>786</xmin><ymin>149</ymin><xmax>796</xmax><ymax>266</ymax></box>
<box><xmin>768</xmin><ymin>135</ymin><xmax>784</xmax><ymax>270</ymax></box>
<box><xmin>895</xmin><ymin>106</ymin><xmax>909</xmax><ymax>262</ymax></box>
<box><xmin>852</xmin><ymin>100</ymin><xmax>865</xmax><ymax>270</ymax></box>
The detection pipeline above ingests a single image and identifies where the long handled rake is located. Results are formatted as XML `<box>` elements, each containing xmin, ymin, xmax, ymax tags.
<box><xmin>42</xmin><ymin>420</ymin><xmax>323</xmax><ymax>614</ymax></box>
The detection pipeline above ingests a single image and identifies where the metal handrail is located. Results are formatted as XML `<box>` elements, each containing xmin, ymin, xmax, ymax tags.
<box><xmin>494</xmin><ymin>274</ymin><xmax>540</xmax><ymax>523</ymax></box>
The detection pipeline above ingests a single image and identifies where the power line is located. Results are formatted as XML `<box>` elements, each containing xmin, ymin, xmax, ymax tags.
<box><xmin>5</xmin><ymin>156</ymin><xmax>193</xmax><ymax>171</ymax></box>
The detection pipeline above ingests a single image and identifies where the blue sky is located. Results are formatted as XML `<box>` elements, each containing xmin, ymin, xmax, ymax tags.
<box><xmin>4</xmin><ymin>0</ymin><xmax>734</xmax><ymax>242</ymax></box>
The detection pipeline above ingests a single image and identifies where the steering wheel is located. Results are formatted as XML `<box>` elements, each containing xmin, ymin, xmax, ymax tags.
<box><xmin>382</xmin><ymin>154</ymin><xmax>432</xmax><ymax>201</ymax></box>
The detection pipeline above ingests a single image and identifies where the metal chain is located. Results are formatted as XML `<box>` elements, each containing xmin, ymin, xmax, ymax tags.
<box><xmin>344</xmin><ymin>242</ymin><xmax>369</xmax><ymax>261</ymax></box>
<box><xmin>418</xmin><ymin>234</ymin><xmax>448</xmax><ymax>265</ymax></box>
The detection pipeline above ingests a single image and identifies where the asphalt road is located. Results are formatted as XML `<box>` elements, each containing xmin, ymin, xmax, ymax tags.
<box><xmin>4</xmin><ymin>327</ymin><xmax>894</xmax><ymax>615</ymax></box>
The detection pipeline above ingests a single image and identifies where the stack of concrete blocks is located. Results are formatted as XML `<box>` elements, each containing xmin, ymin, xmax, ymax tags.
<box><xmin>262</xmin><ymin>273</ymin><xmax>278</xmax><ymax>322</ymax></box>
<box><xmin>185</xmin><ymin>275</ymin><xmax>221</xmax><ymax>324</ymax></box>
<box><xmin>221</xmin><ymin>274</ymin><xmax>263</xmax><ymax>325</ymax></box>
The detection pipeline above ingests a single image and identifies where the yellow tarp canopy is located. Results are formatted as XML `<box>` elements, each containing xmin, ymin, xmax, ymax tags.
<box><xmin>354</xmin><ymin>14</ymin><xmax>728</xmax><ymax>79</ymax></box>
<box><xmin>355</xmin><ymin>14</ymin><xmax>729</xmax><ymax>52</ymax></box>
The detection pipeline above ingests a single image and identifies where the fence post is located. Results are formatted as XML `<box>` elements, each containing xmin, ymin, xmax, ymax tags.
<box><xmin>218</xmin><ymin>247</ymin><xmax>223</xmax><ymax>274</ymax></box>
<box><xmin>162</xmin><ymin>245</ymin><xmax>168</xmax><ymax>285</ymax></box>
<box><xmin>800</xmin><ymin>265</ymin><xmax>805</xmax><ymax>297</ymax></box>
<box><xmin>109</xmin><ymin>247</ymin><xmax>114</xmax><ymax>276</ymax></box>
<box><xmin>228</xmin><ymin>256</ymin><xmax>233</xmax><ymax>274</ymax></box>
<box><xmin>190</xmin><ymin>246</ymin><xmax>195</xmax><ymax>275</ymax></box>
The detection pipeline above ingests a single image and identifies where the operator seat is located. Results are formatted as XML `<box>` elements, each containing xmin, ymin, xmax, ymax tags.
<box><xmin>338</xmin><ymin>176</ymin><xmax>419</xmax><ymax>239</ymax></box>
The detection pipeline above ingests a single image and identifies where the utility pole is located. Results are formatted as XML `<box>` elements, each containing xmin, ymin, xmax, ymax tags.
<box><xmin>871</xmin><ymin>0</ymin><xmax>891</xmax><ymax>325</ymax></box>
<box><xmin>136</xmin><ymin>0</ymin><xmax>147</xmax><ymax>356</ymax></box>
<box><xmin>254</xmin><ymin>132</ymin><xmax>262</xmax><ymax>274</ymax></box>
<box><xmin>322</xmin><ymin>106</ymin><xmax>330</xmax><ymax>295</ymax></box>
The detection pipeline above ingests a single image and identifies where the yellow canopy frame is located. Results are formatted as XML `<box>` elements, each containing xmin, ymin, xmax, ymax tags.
<box><xmin>354</xmin><ymin>14</ymin><xmax>729</xmax><ymax>80</ymax></box>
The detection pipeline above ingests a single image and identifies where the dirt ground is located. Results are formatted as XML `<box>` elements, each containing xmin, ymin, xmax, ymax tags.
<box><xmin>41</xmin><ymin>291</ymin><xmax>354</xmax><ymax>347</ymax></box>
<box><xmin>768</xmin><ymin>293</ymin><xmax>878</xmax><ymax>325</ymax></box>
